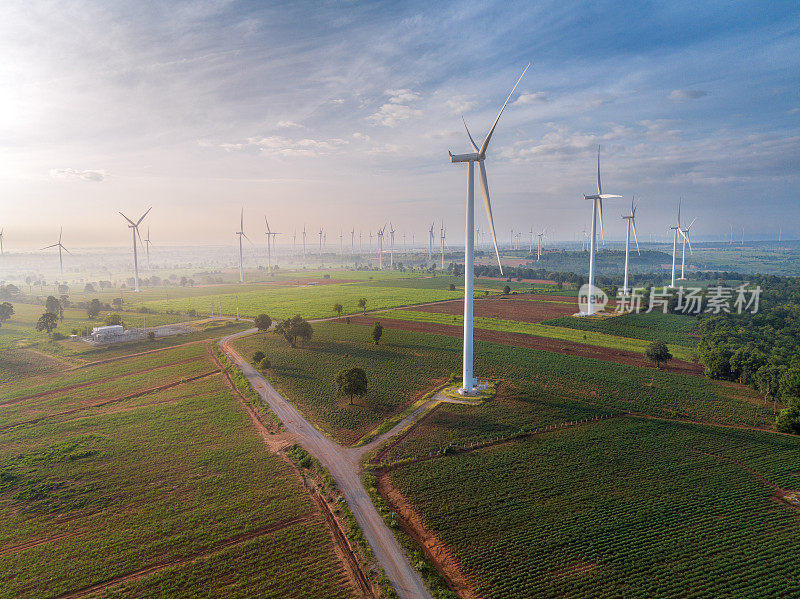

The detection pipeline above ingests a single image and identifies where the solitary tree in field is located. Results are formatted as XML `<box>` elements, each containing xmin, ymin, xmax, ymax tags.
<box><xmin>274</xmin><ymin>315</ymin><xmax>313</xmax><ymax>348</ymax></box>
<box><xmin>503</xmin><ymin>285</ymin><xmax>511</xmax><ymax>295</ymax></box>
<box><xmin>45</xmin><ymin>295</ymin><xmax>59</xmax><ymax>315</ymax></box>
<box><xmin>372</xmin><ymin>322</ymin><xmax>383</xmax><ymax>345</ymax></box>
<box><xmin>254</xmin><ymin>313</ymin><xmax>273</xmax><ymax>332</ymax></box>
<box><xmin>335</xmin><ymin>367</ymin><xmax>368</xmax><ymax>405</ymax></box>
<box><xmin>0</xmin><ymin>302</ymin><xmax>14</xmax><ymax>322</ymax></box>
<box><xmin>36</xmin><ymin>312</ymin><xmax>58</xmax><ymax>334</ymax></box>
<box><xmin>333</xmin><ymin>303</ymin><xmax>343</xmax><ymax>320</ymax></box>
<box><xmin>358</xmin><ymin>297</ymin><xmax>367</xmax><ymax>315</ymax></box>
<box><xmin>646</xmin><ymin>339</ymin><xmax>673</xmax><ymax>369</ymax></box>
<box><xmin>112</xmin><ymin>297</ymin><xmax>124</xmax><ymax>309</ymax></box>
<box><xmin>87</xmin><ymin>298</ymin><xmax>102</xmax><ymax>318</ymax></box>
<box><xmin>105</xmin><ymin>313</ymin><xmax>123</xmax><ymax>326</ymax></box>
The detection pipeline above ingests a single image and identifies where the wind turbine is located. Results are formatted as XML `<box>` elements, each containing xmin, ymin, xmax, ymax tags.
<box><xmin>440</xmin><ymin>222</ymin><xmax>446</xmax><ymax>270</ymax></box>
<box><xmin>583</xmin><ymin>146</ymin><xmax>621</xmax><ymax>314</ymax></box>
<box><xmin>302</xmin><ymin>225</ymin><xmax>307</xmax><ymax>263</ymax></box>
<box><xmin>621</xmin><ymin>198</ymin><xmax>640</xmax><ymax>293</ymax></box>
<box><xmin>0</xmin><ymin>228</ymin><xmax>4</xmax><ymax>255</ymax></box>
<box><xmin>119</xmin><ymin>208</ymin><xmax>152</xmax><ymax>291</ymax></box>
<box><xmin>264</xmin><ymin>217</ymin><xmax>279</xmax><ymax>275</ymax></box>
<box><xmin>42</xmin><ymin>227</ymin><xmax>72</xmax><ymax>277</ymax></box>
<box><xmin>234</xmin><ymin>208</ymin><xmax>250</xmax><ymax>284</ymax></box>
<box><xmin>351</xmin><ymin>228</ymin><xmax>355</xmax><ymax>255</ymax></box>
<box><xmin>143</xmin><ymin>226</ymin><xmax>153</xmax><ymax>268</ymax></box>
<box><xmin>729</xmin><ymin>223</ymin><xmax>733</xmax><ymax>246</ymax></box>
<box><xmin>293</xmin><ymin>229</ymin><xmax>297</xmax><ymax>254</ymax></box>
<box><xmin>529</xmin><ymin>227</ymin><xmax>534</xmax><ymax>254</ymax></box>
<box><xmin>448</xmin><ymin>63</ymin><xmax>528</xmax><ymax>393</ymax></box>
<box><xmin>428</xmin><ymin>223</ymin><xmax>435</xmax><ymax>261</ymax></box>
<box><xmin>741</xmin><ymin>226</ymin><xmax>744</xmax><ymax>248</ymax></box>
<box><xmin>669</xmin><ymin>199</ymin><xmax>689</xmax><ymax>287</ymax></box>
<box><xmin>377</xmin><ymin>224</ymin><xmax>386</xmax><ymax>270</ymax></box>
<box><xmin>389</xmin><ymin>223</ymin><xmax>395</xmax><ymax>268</ymax></box>
<box><xmin>679</xmin><ymin>216</ymin><xmax>696</xmax><ymax>280</ymax></box>
<box><xmin>536</xmin><ymin>229</ymin><xmax>546</xmax><ymax>261</ymax></box>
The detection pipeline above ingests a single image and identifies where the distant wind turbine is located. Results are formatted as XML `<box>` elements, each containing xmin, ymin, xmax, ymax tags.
<box><xmin>669</xmin><ymin>199</ymin><xmax>689</xmax><ymax>287</ymax></box>
<box><xmin>264</xmin><ymin>217</ymin><xmax>279</xmax><ymax>275</ymax></box>
<box><xmin>448</xmin><ymin>63</ymin><xmax>528</xmax><ymax>392</ymax></box>
<box><xmin>582</xmin><ymin>146</ymin><xmax>621</xmax><ymax>314</ymax></box>
<box><xmin>621</xmin><ymin>198</ymin><xmax>640</xmax><ymax>293</ymax></box>
<box><xmin>428</xmin><ymin>223</ymin><xmax>435</xmax><ymax>261</ymax></box>
<box><xmin>389</xmin><ymin>223</ymin><xmax>395</xmax><ymax>268</ymax></box>
<box><xmin>679</xmin><ymin>215</ymin><xmax>696</xmax><ymax>280</ymax></box>
<box><xmin>440</xmin><ymin>222</ymin><xmax>446</xmax><ymax>270</ymax></box>
<box><xmin>536</xmin><ymin>229</ymin><xmax>546</xmax><ymax>261</ymax></box>
<box><xmin>234</xmin><ymin>208</ymin><xmax>251</xmax><ymax>283</ymax></box>
<box><xmin>377</xmin><ymin>224</ymin><xmax>386</xmax><ymax>270</ymax></box>
<box><xmin>119</xmin><ymin>208</ymin><xmax>152</xmax><ymax>291</ymax></box>
<box><xmin>0</xmin><ymin>228</ymin><xmax>4</xmax><ymax>255</ymax></box>
<box><xmin>42</xmin><ymin>227</ymin><xmax>72</xmax><ymax>277</ymax></box>
<box><xmin>143</xmin><ymin>226</ymin><xmax>153</xmax><ymax>269</ymax></box>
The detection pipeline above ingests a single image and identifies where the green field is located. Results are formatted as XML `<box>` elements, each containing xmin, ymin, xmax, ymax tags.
<box><xmin>377</xmin><ymin>308</ymin><xmax>696</xmax><ymax>362</ymax></box>
<box><xmin>232</xmin><ymin>321</ymin><xmax>769</xmax><ymax>446</ymax></box>
<box><xmin>543</xmin><ymin>310</ymin><xmax>700</xmax><ymax>348</ymax></box>
<box><xmin>0</xmin><ymin>344</ymin><xmax>357</xmax><ymax>598</ymax></box>
<box><xmin>388</xmin><ymin>417</ymin><xmax>800</xmax><ymax>598</ymax></box>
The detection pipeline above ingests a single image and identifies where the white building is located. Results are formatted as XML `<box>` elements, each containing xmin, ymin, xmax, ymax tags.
<box><xmin>91</xmin><ymin>325</ymin><xmax>124</xmax><ymax>341</ymax></box>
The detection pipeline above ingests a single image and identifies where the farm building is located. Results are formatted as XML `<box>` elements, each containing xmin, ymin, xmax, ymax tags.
<box><xmin>91</xmin><ymin>325</ymin><xmax>124</xmax><ymax>341</ymax></box>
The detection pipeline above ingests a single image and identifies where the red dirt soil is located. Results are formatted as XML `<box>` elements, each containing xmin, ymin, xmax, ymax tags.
<box><xmin>410</xmin><ymin>295</ymin><xmax>578</xmax><ymax>323</ymax></box>
<box><xmin>347</xmin><ymin>316</ymin><xmax>703</xmax><ymax>376</ymax></box>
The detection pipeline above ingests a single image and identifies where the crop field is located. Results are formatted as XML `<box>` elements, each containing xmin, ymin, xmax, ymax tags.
<box><xmin>543</xmin><ymin>310</ymin><xmax>700</xmax><ymax>348</ymax></box>
<box><xmin>376</xmin><ymin>308</ymin><xmax>696</xmax><ymax>362</ymax></box>
<box><xmin>387</xmin><ymin>417</ymin><xmax>800</xmax><ymax>598</ymax></box>
<box><xmin>137</xmin><ymin>282</ymin><xmax>466</xmax><ymax>320</ymax></box>
<box><xmin>0</xmin><ymin>343</ymin><xmax>357</xmax><ymax>598</ymax></box>
<box><xmin>408</xmin><ymin>294</ymin><xmax>578</xmax><ymax>322</ymax></box>
<box><xmin>233</xmin><ymin>322</ymin><xmax>769</xmax><ymax>447</ymax></box>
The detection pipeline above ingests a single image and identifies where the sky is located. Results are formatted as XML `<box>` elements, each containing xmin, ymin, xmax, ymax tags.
<box><xmin>1</xmin><ymin>0</ymin><xmax>798</xmax><ymax>249</ymax></box>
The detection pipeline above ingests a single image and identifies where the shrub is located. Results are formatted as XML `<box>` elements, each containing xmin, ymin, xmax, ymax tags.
<box><xmin>148</xmin><ymin>331</ymin><xmax>156</xmax><ymax>341</ymax></box>
<box><xmin>259</xmin><ymin>356</ymin><xmax>271</xmax><ymax>370</ymax></box>
<box><xmin>503</xmin><ymin>285</ymin><xmax>511</xmax><ymax>294</ymax></box>
<box><xmin>252</xmin><ymin>350</ymin><xmax>266</xmax><ymax>364</ymax></box>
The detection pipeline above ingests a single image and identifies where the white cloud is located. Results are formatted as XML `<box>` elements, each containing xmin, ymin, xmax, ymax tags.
<box><xmin>385</xmin><ymin>88</ymin><xmax>419</xmax><ymax>104</ymax></box>
<box><xmin>501</xmin><ymin>123</ymin><xmax>632</xmax><ymax>160</ymax></box>
<box><xmin>276</xmin><ymin>120</ymin><xmax>303</xmax><ymax>129</ymax></box>
<box><xmin>49</xmin><ymin>168</ymin><xmax>106</xmax><ymax>182</ymax></box>
<box><xmin>668</xmin><ymin>89</ymin><xmax>709</xmax><ymax>102</ymax></box>
<box><xmin>444</xmin><ymin>97</ymin><xmax>477</xmax><ymax>114</ymax></box>
<box><xmin>515</xmin><ymin>91</ymin><xmax>548</xmax><ymax>105</ymax></box>
<box><xmin>787</xmin><ymin>107</ymin><xmax>800</xmax><ymax>115</ymax></box>
<box><xmin>214</xmin><ymin>135</ymin><xmax>348</xmax><ymax>157</ymax></box>
<box><xmin>638</xmin><ymin>119</ymin><xmax>682</xmax><ymax>142</ymax></box>
<box><xmin>368</xmin><ymin>102</ymin><xmax>420</xmax><ymax>127</ymax></box>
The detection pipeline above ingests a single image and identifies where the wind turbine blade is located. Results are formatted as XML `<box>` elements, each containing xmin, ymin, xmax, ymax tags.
<box><xmin>477</xmin><ymin>161</ymin><xmax>503</xmax><ymax>275</ymax></box>
<box><xmin>119</xmin><ymin>212</ymin><xmax>136</xmax><ymax>226</ymax></box>
<box><xmin>462</xmin><ymin>116</ymin><xmax>479</xmax><ymax>151</ymax></box>
<box><xmin>677</xmin><ymin>198</ymin><xmax>682</xmax><ymax>226</ymax></box>
<box><xmin>136</xmin><ymin>206</ymin><xmax>152</xmax><ymax>226</ymax></box>
<box><xmin>264</xmin><ymin>216</ymin><xmax>270</xmax><ymax>234</ymax></box>
<box><xmin>479</xmin><ymin>62</ymin><xmax>530</xmax><ymax>157</ymax></box>
<box><xmin>42</xmin><ymin>244</ymin><xmax>58</xmax><ymax>250</ymax></box>
<box><xmin>688</xmin><ymin>217</ymin><xmax>697</xmax><ymax>230</ymax></box>
<box><xmin>243</xmin><ymin>232</ymin><xmax>254</xmax><ymax>245</ymax></box>
<box><xmin>59</xmin><ymin>226</ymin><xmax>63</xmax><ymax>243</ymax></box>
<box><xmin>631</xmin><ymin>219</ymin><xmax>640</xmax><ymax>255</ymax></box>
<box><xmin>136</xmin><ymin>226</ymin><xmax>144</xmax><ymax>247</ymax></box>
<box><xmin>680</xmin><ymin>229</ymin><xmax>693</xmax><ymax>254</ymax></box>
<box><xmin>596</xmin><ymin>146</ymin><xmax>602</xmax><ymax>195</ymax></box>
<box><xmin>62</xmin><ymin>245</ymin><xmax>73</xmax><ymax>256</ymax></box>
<box><xmin>598</xmin><ymin>198</ymin><xmax>605</xmax><ymax>245</ymax></box>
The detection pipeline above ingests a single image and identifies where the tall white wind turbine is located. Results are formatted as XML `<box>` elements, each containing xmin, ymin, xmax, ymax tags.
<box><xmin>669</xmin><ymin>199</ymin><xmax>687</xmax><ymax>288</ymax></box>
<box><xmin>440</xmin><ymin>222</ymin><xmax>446</xmax><ymax>270</ymax></box>
<box><xmin>42</xmin><ymin>227</ymin><xmax>72</xmax><ymax>277</ymax></box>
<box><xmin>302</xmin><ymin>225</ymin><xmax>307</xmax><ymax>263</ymax></box>
<box><xmin>389</xmin><ymin>223</ymin><xmax>395</xmax><ymax>268</ymax></box>
<box><xmin>264</xmin><ymin>217</ymin><xmax>279</xmax><ymax>275</ymax></box>
<box><xmin>582</xmin><ymin>147</ymin><xmax>621</xmax><ymax>314</ymax></box>
<box><xmin>621</xmin><ymin>198</ymin><xmax>640</xmax><ymax>293</ymax></box>
<box><xmin>144</xmin><ymin>226</ymin><xmax>152</xmax><ymax>269</ymax></box>
<box><xmin>119</xmin><ymin>208</ymin><xmax>152</xmax><ymax>292</ymax></box>
<box><xmin>536</xmin><ymin>229</ymin><xmax>546</xmax><ymax>261</ymax></box>
<box><xmin>377</xmin><ymin>225</ymin><xmax>386</xmax><ymax>270</ymax></box>
<box><xmin>234</xmin><ymin>208</ymin><xmax>251</xmax><ymax>283</ymax></box>
<box><xmin>428</xmin><ymin>223</ymin><xmax>435</xmax><ymax>260</ymax></box>
<box><xmin>0</xmin><ymin>228</ymin><xmax>4</xmax><ymax>255</ymax></box>
<box><xmin>679</xmin><ymin>216</ymin><xmax>695</xmax><ymax>280</ymax></box>
<box><xmin>449</xmin><ymin>63</ymin><xmax>528</xmax><ymax>394</ymax></box>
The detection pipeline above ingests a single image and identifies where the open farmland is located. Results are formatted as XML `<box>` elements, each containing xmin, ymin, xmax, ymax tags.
<box><xmin>385</xmin><ymin>417</ymin><xmax>800</xmax><ymax>598</ymax></box>
<box><xmin>0</xmin><ymin>342</ymin><xmax>359</xmax><ymax>598</ymax></box>
<box><xmin>137</xmin><ymin>281</ymin><xmax>468</xmax><ymax>320</ymax></box>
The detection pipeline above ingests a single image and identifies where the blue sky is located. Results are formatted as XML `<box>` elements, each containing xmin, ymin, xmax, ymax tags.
<box><xmin>0</xmin><ymin>0</ymin><xmax>798</xmax><ymax>247</ymax></box>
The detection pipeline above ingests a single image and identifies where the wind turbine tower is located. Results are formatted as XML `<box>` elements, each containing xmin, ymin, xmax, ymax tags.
<box><xmin>428</xmin><ymin>223</ymin><xmax>435</xmax><ymax>261</ymax></box>
<box><xmin>669</xmin><ymin>200</ymin><xmax>688</xmax><ymax>287</ymax></box>
<box><xmin>583</xmin><ymin>147</ymin><xmax>621</xmax><ymax>314</ymax></box>
<box><xmin>536</xmin><ymin>229</ymin><xmax>545</xmax><ymax>261</ymax></box>
<box><xmin>679</xmin><ymin>215</ymin><xmax>695</xmax><ymax>280</ymax></box>
<box><xmin>42</xmin><ymin>227</ymin><xmax>72</xmax><ymax>278</ymax></box>
<box><xmin>621</xmin><ymin>198</ymin><xmax>640</xmax><ymax>293</ymax></box>
<box><xmin>440</xmin><ymin>222</ymin><xmax>446</xmax><ymax>270</ymax></box>
<box><xmin>144</xmin><ymin>227</ymin><xmax>152</xmax><ymax>268</ymax></box>
<box><xmin>234</xmin><ymin>208</ymin><xmax>250</xmax><ymax>284</ymax></box>
<box><xmin>264</xmin><ymin>217</ymin><xmax>279</xmax><ymax>275</ymax></box>
<box><xmin>119</xmin><ymin>208</ymin><xmax>152</xmax><ymax>291</ymax></box>
<box><xmin>448</xmin><ymin>63</ymin><xmax>528</xmax><ymax>393</ymax></box>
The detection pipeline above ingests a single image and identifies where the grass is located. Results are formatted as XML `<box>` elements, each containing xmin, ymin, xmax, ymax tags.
<box><xmin>543</xmin><ymin>309</ymin><xmax>700</xmax><ymax>348</ymax></box>
<box><xmin>232</xmin><ymin>321</ymin><xmax>770</xmax><ymax>446</ymax></box>
<box><xmin>0</xmin><ymin>344</ymin><xmax>357</xmax><ymax>598</ymax></box>
<box><xmin>377</xmin><ymin>308</ymin><xmax>696</xmax><ymax>362</ymax></box>
<box><xmin>388</xmin><ymin>417</ymin><xmax>800</xmax><ymax>598</ymax></box>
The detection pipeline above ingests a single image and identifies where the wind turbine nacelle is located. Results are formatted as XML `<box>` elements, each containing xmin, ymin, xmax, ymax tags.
<box><xmin>450</xmin><ymin>151</ymin><xmax>480</xmax><ymax>163</ymax></box>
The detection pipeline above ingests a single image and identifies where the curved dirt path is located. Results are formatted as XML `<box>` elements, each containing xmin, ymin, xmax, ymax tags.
<box><xmin>220</xmin><ymin>329</ymin><xmax>432</xmax><ymax>599</ymax></box>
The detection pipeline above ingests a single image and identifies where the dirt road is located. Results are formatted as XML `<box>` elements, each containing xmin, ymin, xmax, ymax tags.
<box><xmin>220</xmin><ymin>329</ymin><xmax>432</xmax><ymax>599</ymax></box>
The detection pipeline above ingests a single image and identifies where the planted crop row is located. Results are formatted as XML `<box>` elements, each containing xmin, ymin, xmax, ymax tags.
<box><xmin>389</xmin><ymin>418</ymin><xmax>800</xmax><ymax>598</ymax></box>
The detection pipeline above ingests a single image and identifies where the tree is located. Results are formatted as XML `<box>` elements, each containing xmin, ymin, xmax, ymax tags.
<box><xmin>105</xmin><ymin>313</ymin><xmax>123</xmax><ymax>326</ymax></box>
<box><xmin>36</xmin><ymin>312</ymin><xmax>58</xmax><ymax>334</ymax></box>
<box><xmin>45</xmin><ymin>295</ymin><xmax>60</xmax><ymax>315</ymax></box>
<box><xmin>254</xmin><ymin>313</ymin><xmax>273</xmax><ymax>332</ymax></box>
<box><xmin>358</xmin><ymin>297</ymin><xmax>367</xmax><ymax>315</ymax></box>
<box><xmin>449</xmin><ymin>283</ymin><xmax>456</xmax><ymax>291</ymax></box>
<box><xmin>252</xmin><ymin>351</ymin><xmax>266</xmax><ymax>364</ymax></box>
<box><xmin>755</xmin><ymin>364</ymin><xmax>786</xmax><ymax>413</ymax></box>
<box><xmin>372</xmin><ymin>322</ymin><xmax>383</xmax><ymax>345</ymax></box>
<box><xmin>646</xmin><ymin>339</ymin><xmax>673</xmax><ymax>369</ymax></box>
<box><xmin>779</xmin><ymin>366</ymin><xmax>800</xmax><ymax>404</ymax></box>
<box><xmin>503</xmin><ymin>285</ymin><xmax>511</xmax><ymax>295</ymax></box>
<box><xmin>87</xmin><ymin>298</ymin><xmax>103</xmax><ymax>318</ymax></box>
<box><xmin>259</xmin><ymin>356</ymin><xmax>271</xmax><ymax>370</ymax></box>
<box><xmin>147</xmin><ymin>331</ymin><xmax>156</xmax><ymax>341</ymax></box>
<box><xmin>333</xmin><ymin>303</ymin><xmax>343</xmax><ymax>320</ymax></box>
<box><xmin>274</xmin><ymin>315</ymin><xmax>313</xmax><ymax>348</ymax></box>
<box><xmin>335</xmin><ymin>367</ymin><xmax>368</xmax><ymax>405</ymax></box>
<box><xmin>0</xmin><ymin>302</ymin><xmax>13</xmax><ymax>322</ymax></box>
<box><xmin>112</xmin><ymin>297</ymin><xmax>124</xmax><ymax>309</ymax></box>
<box><xmin>775</xmin><ymin>407</ymin><xmax>800</xmax><ymax>435</ymax></box>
